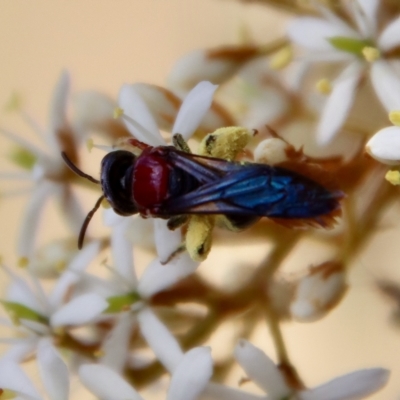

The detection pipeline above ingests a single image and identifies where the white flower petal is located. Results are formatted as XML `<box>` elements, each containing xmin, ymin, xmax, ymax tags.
<box><xmin>365</xmin><ymin>126</ymin><xmax>400</xmax><ymax>164</ymax></box>
<box><xmin>130</xmin><ymin>83</ymin><xmax>181</xmax><ymax>133</ymax></box>
<box><xmin>137</xmin><ymin>252</ymin><xmax>198</xmax><ymax>298</ymax></box>
<box><xmin>103</xmin><ymin>207</ymin><xmax>126</xmax><ymax>226</ymax></box>
<box><xmin>19</xmin><ymin>319</ymin><xmax>50</xmax><ymax>335</ymax></box>
<box><xmin>56</xmin><ymin>187</ymin><xmax>85</xmax><ymax>236</ymax></box>
<box><xmin>72</xmin><ymin>90</ymin><xmax>116</xmax><ymax>132</ymax></box>
<box><xmin>299</xmin><ymin>368</ymin><xmax>389</xmax><ymax>400</ymax></box>
<box><xmin>49</xmin><ymin>70</ymin><xmax>70</xmax><ymax>144</ymax></box>
<box><xmin>6</xmin><ymin>273</ymin><xmax>47</xmax><ymax>316</ymax></box>
<box><xmin>37</xmin><ymin>338</ymin><xmax>69</xmax><ymax>400</ymax></box>
<box><xmin>0</xmin><ymin>358</ymin><xmax>41</xmax><ymax>399</ymax></box>
<box><xmin>0</xmin><ymin>126</ymin><xmax>50</xmax><ymax>161</ymax></box>
<box><xmin>1</xmin><ymin>337</ymin><xmax>39</xmax><ymax>362</ymax></box>
<box><xmin>137</xmin><ymin>307</ymin><xmax>183</xmax><ymax>372</ymax></box>
<box><xmin>167</xmin><ymin>49</ymin><xmax>239</xmax><ymax>94</ymax></box>
<box><xmin>153</xmin><ymin>218</ymin><xmax>182</xmax><ymax>263</ymax></box>
<box><xmin>317</xmin><ymin>62</ymin><xmax>362</xmax><ymax>145</ymax></box>
<box><xmin>202</xmin><ymin>382</ymin><xmax>263</xmax><ymax>400</ymax></box>
<box><xmin>378</xmin><ymin>16</ymin><xmax>400</xmax><ymax>51</ymax></box>
<box><xmin>50</xmin><ymin>293</ymin><xmax>108</xmax><ymax>327</ymax></box>
<box><xmin>118</xmin><ymin>84</ymin><xmax>165</xmax><ymax>146</ymax></box>
<box><xmin>79</xmin><ymin>364</ymin><xmax>144</xmax><ymax>400</ymax></box>
<box><xmin>167</xmin><ymin>347</ymin><xmax>213</xmax><ymax>400</ymax></box>
<box><xmin>234</xmin><ymin>339</ymin><xmax>290</xmax><ymax>398</ymax></box>
<box><xmin>351</xmin><ymin>0</ymin><xmax>379</xmax><ymax>37</ymax></box>
<box><xmin>17</xmin><ymin>181</ymin><xmax>55</xmax><ymax>259</ymax></box>
<box><xmin>172</xmin><ymin>81</ymin><xmax>218</xmax><ymax>139</ymax></box>
<box><xmin>287</xmin><ymin>18</ymin><xmax>359</xmax><ymax>51</ymax></box>
<box><xmin>100</xmin><ymin>312</ymin><xmax>136</xmax><ymax>372</ymax></box>
<box><xmin>49</xmin><ymin>241</ymin><xmax>100</xmax><ymax>309</ymax></box>
<box><xmin>370</xmin><ymin>60</ymin><xmax>400</xmax><ymax>111</ymax></box>
<box><xmin>111</xmin><ymin>218</ymin><xmax>137</xmax><ymax>287</ymax></box>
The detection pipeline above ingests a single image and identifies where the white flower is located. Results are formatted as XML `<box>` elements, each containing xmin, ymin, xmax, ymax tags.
<box><xmin>226</xmin><ymin>339</ymin><xmax>389</xmax><ymax>400</ymax></box>
<box><xmin>86</xmin><ymin>213</ymin><xmax>199</xmax><ymax>371</ymax></box>
<box><xmin>288</xmin><ymin>0</ymin><xmax>400</xmax><ymax>144</ymax></box>
<box><xmin>79</xmin><ymin>346</ymin><xmax>213</xmax><ymax>400</ymax></box>
<box><xmin>0</xmin><ymin>338</ymin><xmax>70</xmax><ymax>400</ymax></box>
<box><xmin>0</xmin><ymin>71</ymin><xmax>86</xmax><ymax>261</ymax></box>
<box><xmin>116</xmin><ymin>80</ymin><xmax>217</xmax><ymax>259</ymax></box>
<box><xmin>0</xmin><ymin>242</ymin><xmax>106</xmax><ymax>363</ymax></box>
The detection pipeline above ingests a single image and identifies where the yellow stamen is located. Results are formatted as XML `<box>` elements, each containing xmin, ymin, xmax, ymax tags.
<box><xmin>113</xmin><ymin>107</ymin><xmax>124</xmax><ymax>119</ymax></box>
<box><xmin>1</xmin><ymin>388</ymin><xmax>17</xmax><ymax>399</ymax></box>
<box><xmin>385</xmin><ymin>170</ymin><xmax>400</xmax><ymax>185</ymax></box>
<box><xmin>362</xmin><ymin>46</ymin><xmax>380</xmax><ymax>62</ymax></box>
<box><xmin>86</xmin><ymin>138</ymin><xmax>94</xmax><ymax>152</ymax></box>
<box><xmin>4</xmin><ymin>92</ymin><xmax>23</xmax><ymax>112</ymax></box>
<box><xmin>269</xmin><ymin>45</ymin><xmax>293</xmax><ymax>70</ymax></box>
<box><xmin>93</xmin><ymin>349</ymin><xmax>105</xmax><ymax>358</ymax></box>
<box><xmin>389</xmin><ymin>110</ymin><xmax>400</xmax><ymax>126</ymax></box>
<box><xmin>316</xmin><ymin>78</ymin><xmax>332</xmax><ymax>95</ymax></box>
<box><xmin>101</xmin><ymin>198</ymin><xmax>111</xmax><ymax>209</ymax></box>
<box><xmin>55</xmin><ymin>260</ymin><xmax>67</xmax><ymax>273</ymax></box>
<box><xmin>18</xmin><ymin>257</ymin><xmax>29</xmax><ymax>268</ymax></box>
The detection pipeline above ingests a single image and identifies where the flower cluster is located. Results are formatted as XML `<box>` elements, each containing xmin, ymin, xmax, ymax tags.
<box><xmin>2</xmin><ymin>1</ymin><xmax>400</xmax><ymax>399</ymax></box>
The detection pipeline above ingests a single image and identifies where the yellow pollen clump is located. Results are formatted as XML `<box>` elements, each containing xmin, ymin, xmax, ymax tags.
<box><xmin>18</xmin><ymin>257</ymin><xmax>29</xmax><ymax>268</ymax></box>
<box><xmin>362</xmin><ymin>46</ymin><xmax>380</xmax><ymax>62</ymax></box>
<box><xmin>269</xmin><ymin>45</ymin><xmax>293</xmax><ymax>70</ymax></box>
<box><xmin>86</xmin><ymin>138</ymin><xmax>94</xmax><ymax>152</ymax></box>
<box><xmin>316</xmin><ymin>78</ymin><xmax>332</xmax><ymax>95</ymax></box>
<box><xmin>389</xmin><ymin>110</ymin><xmax>400</xmax><ymax>126</ymax></box>
<box><xmin>385</xmin><ymin>170</ymin><xmax>400</xmax><ymax>185</ymax></box>
<box><xmin>113</xmin><ymin>107</ymin><xmax>124</xmax><ymax>119</ymax></box>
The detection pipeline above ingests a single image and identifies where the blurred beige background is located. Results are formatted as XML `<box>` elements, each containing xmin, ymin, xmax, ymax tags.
<box><xmin>0</xmin><ymin>1</ymin><xmax>399</xmax><ymax>399</ymax></box>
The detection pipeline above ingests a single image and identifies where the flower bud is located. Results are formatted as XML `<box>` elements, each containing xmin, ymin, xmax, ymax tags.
<box><xmin>366</xmin><ymin>126</ymin><xmax>400</xmax><ymax>165</ymax></box>
<box><xmin>254</xmin><ymin>138</ymin><xmax>290</xmax><ymax>164</ymax></box>
<box><xmin>290</xmin><ymin>261</ymin><xmax>347</xmax><ymax>322</ymax></box>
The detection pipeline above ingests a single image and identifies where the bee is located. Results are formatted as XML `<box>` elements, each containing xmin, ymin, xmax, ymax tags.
<box><xmin>62</xmin><ymin>127</ymin><xmax>343</xmax><ymax>262</ymax></box>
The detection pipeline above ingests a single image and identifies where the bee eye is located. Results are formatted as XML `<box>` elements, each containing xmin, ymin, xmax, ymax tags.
<box><xmin>101</xmin><ymin>150</ymin><xmax>138</xmax><ymax>216</ymax></box>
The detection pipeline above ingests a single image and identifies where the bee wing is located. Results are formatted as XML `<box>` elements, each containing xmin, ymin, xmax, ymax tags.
<box><xmin>166</xmin><ymin>148</ymin><xmax>245</xmax><ymax>183</ymax></box>
<box><xmin>164</xmin><ymin>162</ymin><xmax>342</xmax><ymax>221</ymax></box>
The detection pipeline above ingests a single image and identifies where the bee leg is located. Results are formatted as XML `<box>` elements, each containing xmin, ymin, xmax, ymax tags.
<box><xmin>167</xmin><ymin>215</ymin><xmax>189</xmax><ymax>230</ymax></box>
<box><xmin>172</xmin><ymin>133</ymin><xmax>192</xmax><ymax>153</ymax></box>
<box><xmin>160</xmin><ymin>243</ymin><xmax>187</xmax><ymax>265</ymax></box>
<box><xmin>198</xmin><ymin>127</ymin><xmax>253</xmax><ymax>160</ymax></box>
<box><xmin>185</xmin><ymin>215</ymin><xmax>215</xmax><ymax>262</ymax></box>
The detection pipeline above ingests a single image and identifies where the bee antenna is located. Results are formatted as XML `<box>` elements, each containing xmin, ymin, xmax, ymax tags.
<box><xmin>61</xmin><ymin>152</ymin><xmax>100</xmax><ymax>184</ymax></box>
<box><xmin>78</xmin><ymin>195</ymin><xmax>105</xmax><ymax>249</ymax></box>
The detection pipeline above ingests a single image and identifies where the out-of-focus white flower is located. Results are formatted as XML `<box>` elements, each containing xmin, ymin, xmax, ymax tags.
<box><xmin>0</xmin><ymin>242</ymin><xmax>105</xmax><ymax>363</ymax></box>
<box><xmin>288</xmin><ymin>0</ymin><xmax>400</xmax><ymax>144</ymax></box>
<box><xmin>226</xmin><ymin>339</ymin><xmax>389</xmax><ymax>400</ymax></box>
<box><xmin>0</xmin><ymin>338</ymin><xmax>70</xmax><ymax>400</ymax></box>
<box><xmin>290</xmin><ymin>261</ymin><xmax>347</xmax><ymax>322</ymax></box>
<box><xmin>0</xmin><ymin>71</ymin><xmax>87</xmax><ymax>262</ymax></box>
<box><xmin>166</xmin><ymin>46</ymin><xmax>260</xmax><ymax>95</ymax></box>
<box><xmin>79</xmin><ymin>346</ymin><xmax>213</xmax><ymax>400</ymax></box>
<box><xmin>216</xmin><ymin>58</ymin><xmax>290</xmax><ymax>130</ymax></box>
